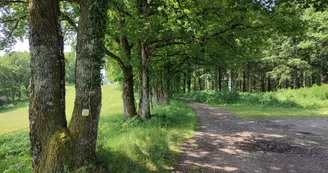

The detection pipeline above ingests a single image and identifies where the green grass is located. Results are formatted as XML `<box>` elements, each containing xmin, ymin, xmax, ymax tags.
<box><xmin>179</xmin><ymin>84</ymin><xmax>328</xmax><ymax>120</ymax></box>
<box><xmin>0</xmin><ymin>86</ymin><xmax>76</xmax><ymax>135</ymax></box>
<box><xmin>0</xmin><ymin>85</ymin><xmax>197</xmax><ymax>172</ymax></box>
<box><xmin>215</xmin><ymin>104</ymin><xmax>328</xmax><ymax>120</ymax></box>
<box><xmin>97</xmin><ymin>100</ymin><xmax>196</xmax><ymax>172</ymax></box>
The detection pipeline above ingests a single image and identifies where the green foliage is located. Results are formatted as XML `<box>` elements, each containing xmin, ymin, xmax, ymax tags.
<box><xmin>64</xmin><ymin>52</ymin><xmax>76</xmax><ymax>84</ymax></box>
<box><xmin>0</xmin><ymin>2</ymin><xmax>28</xmax><ymax>51</ymax></box>
<box><xmin>0</xmin><ymin>52</ymin><xmax>30</xmax><ymax>105</ymax></box>
<box><xmin>0</xmin><ymin>132</ymin><xmax>31</xmax><ymax>173</ymax></box>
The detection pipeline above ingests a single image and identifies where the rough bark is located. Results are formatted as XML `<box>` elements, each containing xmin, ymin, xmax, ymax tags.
<box><xmin>122</xmin><ymin>66</ymin><xmax>137</xmax><ymax>119</ymax></box>
<box><xmin>118</xmin><ymin>16</ymin><xmax>137</xmax><ymax>119</ymax></box>
<box><xmin>68</xmin><ymin>0</ymin><xmax>108</xmax><ymax>166</ymax></box>
<box><xmin>138</xmin><ymin>42</ymin><xmax>151</xmax><ymax>120</ymax></box>
<box><xmin>28</xmin><ymin>0</ymin><xmax>67</xmax><ymax>171</ymax></box>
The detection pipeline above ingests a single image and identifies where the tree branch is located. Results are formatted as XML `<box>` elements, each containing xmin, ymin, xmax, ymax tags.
<box><xmin>60</xmin><ymin>12</ymin><xmax>78</xmax><ymax>31</ymax></box>
<box><xmin>103</xmin><ymin>46</ymin><xmax>126</xmax><ymax>69</ymax></box>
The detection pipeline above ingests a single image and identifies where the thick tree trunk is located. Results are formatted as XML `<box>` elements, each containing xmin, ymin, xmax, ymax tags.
<box><xmin>118</xmin><ymin>17</ymin><xmax>137</xmax><ymax>119</ymax></box>
<box><xmin>68</xmin><ymin>0</ymin><xmax>108</xmax><ymax>167</ymax></box>
<box><xmin>122</xmin><ymin>67</ymin><xmax>137</xmax><ymax>119</ymax></box>
<box><xmin>138</xmin><ymin>42</ymin><xmax>151</xmax><ymax>120</ymax></box>
<box><xmin>28</xmin><ymin>0</ymin><xmax>67</xmax><ymax>171</ymax></box>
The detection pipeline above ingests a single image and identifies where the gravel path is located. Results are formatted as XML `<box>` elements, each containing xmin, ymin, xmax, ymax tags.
<box><xmin>174</xmin><ymin>100</ymin><xmax>328</xmax><ymax>173</ymax></box>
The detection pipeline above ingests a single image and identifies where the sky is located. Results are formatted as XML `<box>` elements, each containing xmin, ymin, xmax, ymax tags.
<box><xmin>0</xmin><ymin>39</ymin><xmax>72</xmax><ymax>56</ymax></box>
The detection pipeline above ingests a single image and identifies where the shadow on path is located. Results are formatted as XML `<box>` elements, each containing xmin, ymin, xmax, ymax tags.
<box><xmin>174</xmin><ymin>100</ymin><xmax>328</xmax><ymax>173</ymax></box>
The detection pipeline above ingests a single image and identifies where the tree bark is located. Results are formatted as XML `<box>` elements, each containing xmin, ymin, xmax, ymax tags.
<box><xmin>28</xmin><ymin>0</ymin><xmax>67</xmax><ymax>171</ymax></box>
<box><xmin>122</xmin><ymin>66</ymin><xmax>137</xmax><ymax>119</ymax></box>
<box><xmin>68</xmin><ymin>0</ymin><xmax>108</xmax><ymax>167</ymax></box>
<box><xmin>118</xmin><ymin>17</ymin><xmax>137</xmax><ymax>119</ymax></box>
<box><xmin>138</xmin><ymin>42</ymin><xmax>151</xmax><ymax>120</ymax></box>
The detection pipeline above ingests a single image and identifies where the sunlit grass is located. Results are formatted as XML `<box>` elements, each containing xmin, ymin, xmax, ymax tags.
<box><xmin>215</xmin><ymin>104</ymin><xmax>328</xmax><ymax>120</ymax></box>
<box><xmin>180</xmin><ymin>85</ymin><xmax>328</xmax><ymax>120</ymax></box>
<box><xmin>0</xmin><ymin>85</ymin><xmax>197</xmax><ymax>172</ymax></box>
<box><xmin>0</xmin><ymin>86</ymin><xmax>76</xmax><ymax>135</ymax></box>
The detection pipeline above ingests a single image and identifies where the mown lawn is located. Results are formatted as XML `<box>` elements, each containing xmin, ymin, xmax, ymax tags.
<box><xmin>0</xmin><ymin>86</ymin><xmax>197</xmax><ymax>172</ymax></box>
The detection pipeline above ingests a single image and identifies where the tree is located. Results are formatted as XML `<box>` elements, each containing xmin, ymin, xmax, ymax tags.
<box><xmin>0</xmin><ymin>52</ymin><xmax>30</xmax><ymax>102</ymax></box>
<box><xmin>28</xmin><ymin>0</ymin><xmax>108</xmax><ymax>172</ymax></box>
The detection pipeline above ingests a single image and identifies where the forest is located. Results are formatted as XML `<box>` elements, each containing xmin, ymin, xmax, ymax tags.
<box><xmin>0</xmin><ymin>0</ymin><xmax>328</xmax><ymax>172</ymax></box>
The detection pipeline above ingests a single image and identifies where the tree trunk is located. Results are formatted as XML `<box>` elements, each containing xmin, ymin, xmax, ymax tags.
<box><xmin>293</xmin><ymin>70</ymin><xmax>298</xmax><ymax>89</ymax></box>
<box><xmin>268</xmin><ymin>76</ymin><xmax>272</xmax><ymax>92</ymax></box>
<box><xmin>28</xmin><ymin>0</ymin><xmax>67</xmax><ymax>171</ymax></box>
<box><xmin>187</xmin><ymin>72</ymin><xmax>191</xmax><ymax>92</ymax></box>
<box><xmin>183</xmin><ymin>73</ymin><xmax>186</xmax><ymax>93</ymax></box>
<box><xmin>218</xmin><ymin>67</ymin><xmax>222</xmax><ymax>92</ymax></box>
<box><xmin>215</xmin><ymin>68</ymin><xmax>218</xmax><ymax>91</ymax></box>
<box><xmin>243</xmin><ymin>71</ymin><xmax>247</xmax><ymax>92</ymax></box>
<box><xmin>261</xmin><ymin>73</ymin><xmax>265</xmax><ymax>92</ymax></box>
<box><xmin>138</xmin><ymin>42</ymin><xmax>151</xmax><ymax>120</ymax></box>
<box><xmin>118</xmin><ymin>17</ymin><xmax>137</xmax><ymax>119</ymax></box>
<box><xmin>68</xmin><ymin>0</ymin><xmax>108</xmax><ymax>167</ymax></box>
<box><xmin>193</xmin><ymin>72</ymin><xmax>197</xmax><ymax>91</ymax></box>
<box><xmin>122</xmin><ymin>67</ymin><xmax>137</xmax><ymax>119</ymax></box>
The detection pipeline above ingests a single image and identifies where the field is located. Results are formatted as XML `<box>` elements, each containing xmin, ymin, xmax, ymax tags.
<box><xmin>179</xmin><ymin>84</ymin><xmax>328</xmax><ymax>120</ymax></box>
<box><xmin>0</xmin><ymin>86</ymin><xmax>197</xmax><ymax>172</ymax></box>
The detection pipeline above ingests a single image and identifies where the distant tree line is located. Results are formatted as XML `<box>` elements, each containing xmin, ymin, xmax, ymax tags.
<box><xmin>0</xmin><ymin>52</ymin><xmax>76</xmax><ymax>105</ymax></box>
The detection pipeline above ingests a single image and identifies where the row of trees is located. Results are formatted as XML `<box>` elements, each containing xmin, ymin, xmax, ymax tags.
<box><xmin>1</xmin><ymin>0</ymin><xmax>327</xmax><ymax>172</ymax></box>
<box><xmin>167</xmin><ymin>7</ymin><xmax>328</xmax><ymax>93</ymax></box>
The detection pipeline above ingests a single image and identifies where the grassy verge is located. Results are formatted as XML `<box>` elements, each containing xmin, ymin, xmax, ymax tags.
<box><xmin>178</xmin><ymin>85</ymin><xmax>328</xmax><ymax>120</ymax></box>
<box><xmin>0</xmin><ymin>85</ymin><xmax>196</xmax><ymax>172</ymax></box>
<box><xmin>214</xmin><ymin>104</ymin><xmax>328</xmax><ymax>120</ymax></box>
<box><xmin>97</xmin><ymin>99</ymin><xmax>197</xmax><ymax>172</ymax></box>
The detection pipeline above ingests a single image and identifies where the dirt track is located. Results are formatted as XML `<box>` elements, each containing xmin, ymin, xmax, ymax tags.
<box><xmin>174</xmin><ymin>100</ymin><xmax>328</xmax><ymax>173</ymax></box>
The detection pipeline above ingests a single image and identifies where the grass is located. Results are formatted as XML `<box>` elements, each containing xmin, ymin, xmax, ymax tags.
<box><xmin>179</xmin><ymin>84</ymin><xmax>328</xmax><ymax>120</ymax></box>
<box><xmin>0</xmin><ymin>85</ymin><xmax>197</xmax><ymax>172</ymax></box>
<box><xmin>216</xmin><ymin>104</ymin><xmax>328</xmax><ymax>120</ymax></box>
<box><xmin>0</xmin><ymin>86</ymin><xmax>76</xmax><ymax>135</ymax></box>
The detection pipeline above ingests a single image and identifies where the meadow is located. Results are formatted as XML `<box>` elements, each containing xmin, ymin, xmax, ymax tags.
<box><xmin>0</xmin><ymin>86</ymin><xmax>197</xmax><ymax>172</ymax></box>
<box><xmin>179</xmin><ymin>84</ymin><xmax>328</xmax><ymax>120</ymax></box>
